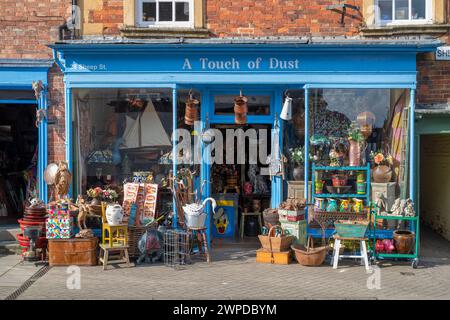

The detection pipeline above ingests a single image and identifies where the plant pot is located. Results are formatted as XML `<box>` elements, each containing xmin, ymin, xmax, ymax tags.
<box><xmin>349</xmin><ymin>140</ymin><xmax>361</xmax><ymax>166</ymax></box>
<box><xmin>90</xmin><ymin>198</ymin><xmax>101</xmax><ymax>206</ymax></box>
<box><xmin>393</xmin><ymin>230</ymin><xmax>415</xmax><ymax>254</ymax></box>
<box><xmin>292</xmin><ymin>166</ymin><xmax>304</xmax><ymax>181</ymax></box>
<box><xmin>332</xmin><ymin>174</ymin><xmax>348</xmax><ymax>187</ymax></box>
<box><xmin>373</xmin><ymin>165</ymin><xmax>392</xmax><ymax>183</ymax></box>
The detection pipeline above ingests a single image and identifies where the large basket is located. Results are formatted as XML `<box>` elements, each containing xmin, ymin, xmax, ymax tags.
<box><xmin>334</xmin><ymin>220</ymin><xmax>369</xmax><ymax>238</ymax></box>
<box><xmin>258</xmin><ymin>226</ymin><xmax>294</xmax><ymax>253</ymax></box>
<box><xmin>291</xmin><ymin>236</ymin><xmax>327</xmax><ymax>266</ymax></box>
<box><xmin>128</xmin><ymin>225</ymin><xmax>151</xmax><ymax>258</ymax></box>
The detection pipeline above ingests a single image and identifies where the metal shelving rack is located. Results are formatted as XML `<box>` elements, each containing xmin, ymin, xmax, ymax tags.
<box><xmin>308</xmin><ymin>163</ymin><xmax>371</xmax><ymax>239</ymax></box>
<box><xmin>372</xmin><ymin>212</ymin><xmax>420</xmax><ymax>268</ymax></box>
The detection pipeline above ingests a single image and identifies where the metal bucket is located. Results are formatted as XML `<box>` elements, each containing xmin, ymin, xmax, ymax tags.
<box><xmin>184</xmin><ymin>211</ymin><xmax>207</xmax><ymax>229</ymax></box>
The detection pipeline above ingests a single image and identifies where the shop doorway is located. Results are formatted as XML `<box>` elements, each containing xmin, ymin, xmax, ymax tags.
<box><xmin>419</xmin><ymin>134</ymin><xmax>450</xmax><ymax>242</ymax></box>
<box><xmin>206</xmin><ymin>92</ymin><xmax>276</xmax><ymax>247</ymax></box>
<box><xmin>0</xmin><ymin>103</ymin><xmax>38</xmax><ymax>223</ymax></box>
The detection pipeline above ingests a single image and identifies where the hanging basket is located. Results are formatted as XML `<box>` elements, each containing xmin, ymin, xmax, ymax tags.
<box><xmin>184</xmin><ymin>97</ymin><xmax>199</xmax><ymax>126</ymax></box>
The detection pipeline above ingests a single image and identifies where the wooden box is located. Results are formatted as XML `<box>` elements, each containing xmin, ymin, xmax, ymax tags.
<box><xmin>287</xmin><ymin>181</ymin><xmax>312</xmax><ymax>202</ymax></box>
<box><xmin>256</xmin><ymin>249</ymin><xmax>291</xmax><ymax>265</ymax></box>
<box><xmin>48</xmin><ymin>238</ymin><xmax>98</xmax><ymax>266</ymax></box>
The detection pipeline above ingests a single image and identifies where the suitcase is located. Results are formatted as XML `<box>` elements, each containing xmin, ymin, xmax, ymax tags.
<box><xmin>48</xmin><ymin>238</ymin><xmax>98</xmax><ymax>266</ymax></box>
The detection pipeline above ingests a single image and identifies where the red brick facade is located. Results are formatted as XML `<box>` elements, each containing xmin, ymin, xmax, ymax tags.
<box><xmin>0</xmin><ymin>0</ymin><xmax>448</xmax><ymax>164</ymax></box>
<box><xmin>206</xmin><ymin>0</ymin><xmax>363</xmax><ymax>37</ymax></box>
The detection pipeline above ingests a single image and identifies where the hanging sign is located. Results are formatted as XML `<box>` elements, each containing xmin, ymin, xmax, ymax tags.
<box><xmin>436</xmin><ymin>46</ymin><xmax>450</xmax><ymax>60</ymax></box>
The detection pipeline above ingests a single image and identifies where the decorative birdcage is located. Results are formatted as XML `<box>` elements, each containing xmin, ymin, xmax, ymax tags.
<box><xmin>163</xmin><ymin>229</ymin><xmax>191</xmax><ymax>268</ymax></box>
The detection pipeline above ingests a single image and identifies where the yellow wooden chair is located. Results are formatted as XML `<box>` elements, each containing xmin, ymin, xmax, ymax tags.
<box><xmin>101</xmin><ymin>202</ymin><xmax>128</xmax><ymax>247</ymax></box>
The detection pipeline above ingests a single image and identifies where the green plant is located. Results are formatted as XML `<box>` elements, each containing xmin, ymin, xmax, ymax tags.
<box><xmin>289</xmin><ymin>146</ymin><xmax>308</xmax><ymax>165</ymax></box>
<box><xmin>347</xmin><ymin>121</ymin><xmax>364</xmax><ymax>143</ymax></box>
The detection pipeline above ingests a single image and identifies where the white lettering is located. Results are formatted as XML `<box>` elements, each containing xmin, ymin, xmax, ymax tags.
<box><xmin>182</xmin><ymin>58</ymin><xmax>192</xmax><ymax>70</ymax></box>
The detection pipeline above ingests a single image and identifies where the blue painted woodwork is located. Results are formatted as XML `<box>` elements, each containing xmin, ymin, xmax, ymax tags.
<box><xmin>0</xmin><ymin>60</ymin><xmax>51</xmax><ymax>202</ymax></box>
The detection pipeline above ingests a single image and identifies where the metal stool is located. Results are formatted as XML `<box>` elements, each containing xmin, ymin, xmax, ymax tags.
<box><xmin>332</xmin><ymin>235</ymin><xmax>370</xmax><ymax>271</ymax></box>
<box><xmin>188</xmin><ymin>227</ymin><xmax>211</xmax><ymax>263</ymax></box>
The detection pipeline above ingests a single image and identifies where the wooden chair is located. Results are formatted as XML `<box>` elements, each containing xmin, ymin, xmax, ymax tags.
<box><xmin>101</xmin><ymin>202</ymin><xmax>128</xmax><ymax>247</ymax></box>
<box><xmin>187</xmin><ymin>227</ymin><xmax>211</xmax><ymax>263</ymax></box>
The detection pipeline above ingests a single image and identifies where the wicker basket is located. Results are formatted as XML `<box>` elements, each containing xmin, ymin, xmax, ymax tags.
<box><xmin>291</xmin><ymin>236</ymin><xmax>327</xmax><ymax>266</ymax></box>
<box><xmin>258</xmin><ymin>225</ymin><xmax>294</xmax><ymax>253</ymax></box>
<box><xmin>128</xmin><ymin>225</ymin><xmax>151</xmax><ymax>258</ymax></box>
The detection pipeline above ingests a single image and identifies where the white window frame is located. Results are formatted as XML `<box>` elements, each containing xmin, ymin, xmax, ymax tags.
<box><xmin>136</xmin><ymin>0</ymin><xmax>194</xmax><ymax>28</ymax></box>
<box><xmin>375</xmin><ymin>0</ymin><xmax>433</xmax><ymax>26</ymax></box>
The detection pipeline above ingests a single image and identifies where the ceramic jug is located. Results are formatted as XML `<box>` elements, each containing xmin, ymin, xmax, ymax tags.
<box><xmin>106</xmin><ymin>204</ymin><xmax>124</xmax><ymax>226</ymax></box>
<box><xmin>326</xmin><ymin>198</ymin><xmax>339</xmax><ymax>212</ymax></box>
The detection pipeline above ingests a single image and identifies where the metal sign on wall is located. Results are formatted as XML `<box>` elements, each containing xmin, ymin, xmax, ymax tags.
<box><xmin>436</xmin><ymin>46</ymin><xmax>450</xmax><ymax>60</ymax></box>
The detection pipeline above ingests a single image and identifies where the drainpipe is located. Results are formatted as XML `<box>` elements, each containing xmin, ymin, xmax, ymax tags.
<box><xmin>58</xmin><ymin>0</ymin><xmax>78</xmax><ymax>40</ymax></box>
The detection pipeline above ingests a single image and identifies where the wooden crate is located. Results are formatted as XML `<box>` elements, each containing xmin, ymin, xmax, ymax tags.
<box><xmin>48</xmin><ymin>238</ymin><xmax>98</xmax><ymax>266</ymax></box>
<box><xmin>256</xmin><ymin>249</ymin><xmax>292</xmax><ymax>265</ymax></box>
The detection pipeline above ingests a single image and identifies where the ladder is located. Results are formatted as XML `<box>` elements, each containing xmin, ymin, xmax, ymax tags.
<box><xmin>398</xmin><ymin>104</ymin><xmax>410</xmax><ymax>199</ymax></box>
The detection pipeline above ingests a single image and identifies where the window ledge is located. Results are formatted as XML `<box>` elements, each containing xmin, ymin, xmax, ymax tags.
<box><xmin>120</xmin><ymin>26</ymin><xmax>210</xmax><ymax>39</ymax></box>
<box><xmin>360</xmin><ymin>24</ymin><xmax>450</xmax><ymax>37</ymax></box>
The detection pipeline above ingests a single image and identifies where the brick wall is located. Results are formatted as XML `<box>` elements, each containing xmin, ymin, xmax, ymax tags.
<box><xmin>206</xmin><ymin>0</ymin><xmax>363</xmax><ymax>37</ymax></box>
<box><xmin>416</xmin><ymin>1</ymin><xmax>449</xmax><ymax>106</ymax></box>
<box><xmin>0</xmin><ymin>0</ymin><xmax>71</xmax><ymax>163</ymax></box>
<box><xmin>83</xmin><ymin>0</ymin><xmax>124</xmax><ymax>35</ymax></box>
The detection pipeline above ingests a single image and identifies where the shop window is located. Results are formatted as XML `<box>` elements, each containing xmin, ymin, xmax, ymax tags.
<box><xmin>214</xmin><ymin>95</ymin><xmax>271</xmax><ymax>116</ymax></box>
<box><xmin>375</xmin><ymin>0</ymin><xmax>432</xmax><ymax>25</ymax></box>
<box><xmin>309</xmin><ymin>89</ymin><xmax>409</xmax><ymax>194</ymax></box>
<box><xmin>73</xmin><ymin>88</ymin><xmax>174</xmax><ymax>198</ymax></box>
<box><xmin>136</xmin><ymin>0</ymin><xmax>194</xmax><ymax>28</ymax></box>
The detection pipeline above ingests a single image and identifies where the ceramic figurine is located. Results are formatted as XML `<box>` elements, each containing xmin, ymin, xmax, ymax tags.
<box><xmin>375</xmin><ymin>192</ymin><xmax>388</xmax><ymax>215</ymax></box>
<box><xmin>390</xmin><ymin>198</ymin><xmax>402</xmax><ymax>216</ymax></box>
<box><xmin>404</xmin><ymin>199</ymin><xmax>415</xmax><ymax>217</ymax></box>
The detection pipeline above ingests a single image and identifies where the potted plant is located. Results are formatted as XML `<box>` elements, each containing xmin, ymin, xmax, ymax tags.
<box><xmin>347</xmin><ymin>122</ymin><xmax>365</xmax><ymax>166</ymax></box>
<box><xmin>87</xmin><ymin>187</ymin><xmax>103</xmax><ymax>206</ymax></box>
<box><xmin>289</xmin><ymin>146</ymin><xmax>307</xmax><ymax>181</ymax></box>
<box><xmin>370</xmin><ymin>150</ymin><xmax>394</xmax><ymax>183</ymax></box>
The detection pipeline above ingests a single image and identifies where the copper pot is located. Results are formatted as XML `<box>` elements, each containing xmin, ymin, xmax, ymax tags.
<box><xmin>234</xmin><ymin>95</ymin><xmax>248</xmax><ymax>124</ymax></box>
<box><xmin>372</xmin><ymin>165</ymin><xmax>392</xmax><ymax>183</ymax></box>
<box><xmin>349</xmin><ymin>140</ymin><xmax>361</xmax><ymax>166</ymax></box>
<box><xmin>185</xmin><ymin>98</ymin><xmax>199</xmax><ymax>125</ymax></box>
<box><xmin>393</xmin><ymin>230</ymin><xmax>415</xmax><ymax>254</ymax></box>
<box><xmin>235</xmin><ymin>113</ymin><xmax>247</xmax><ymax>125</ymax></box>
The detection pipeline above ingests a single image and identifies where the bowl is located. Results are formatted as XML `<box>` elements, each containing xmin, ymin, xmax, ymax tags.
<box><xmin>326</xmin><ymin>185</ymin><xmax>352</xmax><ymax>194</ymax></box>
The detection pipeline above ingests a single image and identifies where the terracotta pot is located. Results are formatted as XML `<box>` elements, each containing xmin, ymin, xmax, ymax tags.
<box><xmin>235</xmin><ymin>113</ymin><xmax>247</xmax><ymax>125</ymax></box>
<box><xmin>393</xmin><ymin>230</ymin><xmax>415</xmax><ymax>254</ymax></box>
<box><xmin>332</xmin><ymin>174</ymin><xmax>348</xmax><ymax>187</ymax></box>
<box><xmin>234</xmin><ymin>95</ymin><xmax>248</xmax><ymax>124</ymax></box>
<box><xmin>348</xmin><ymin>140</ymin><xmax>361</xmax><ymax>166</ymax></box>
<box><xmin>292</xmin><ymin>165</ymin><xmax>304</xmax><ymax>181</ymax></box>
<box><xmin>373</xmin><ymin>165</ymin><xmax>392</xmax><ymax>183</ymax></box>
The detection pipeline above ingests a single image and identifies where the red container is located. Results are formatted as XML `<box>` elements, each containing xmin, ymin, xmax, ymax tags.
<box><xmin>331</xmin><ymin>174</ymin><xmax>348</xmax><ymax>187</ymax></box>
<box><xmin>18</xmin><ymin>219</ymin><xmax>46</xmax><ymax>232</ymax></box>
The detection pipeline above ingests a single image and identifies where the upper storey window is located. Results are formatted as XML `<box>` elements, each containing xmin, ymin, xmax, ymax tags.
<box><xmin>136</xmin><ymin>0</ymin><xmax>194</xmax><ymax>28</ymax></box>
<box><xmin>376</xmin><ymin>0</ymin><xmax>433</xmax><ymax>25</ymax></box>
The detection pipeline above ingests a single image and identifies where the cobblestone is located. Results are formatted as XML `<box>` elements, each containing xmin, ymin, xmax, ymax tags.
<box><xmin>0</xmin><ymin>227</ymin><xmax>447</xmax><ymax>300</ymax></box>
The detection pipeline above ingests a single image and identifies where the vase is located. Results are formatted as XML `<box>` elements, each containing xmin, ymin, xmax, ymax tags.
<box><xmin>90</xmin><ymin>198</ymin><xmax>101</xmax><ymax>206</ymax></box>
<box><xmin>326</xmin><ymin>199</ymin><xmax>338</xmax><ymax>212</ymax></box>
<box><xmin>349</xmin><ymin>140</ymin><xmax>361</xmax><ymax>166</ymax></box>
<box><xmin>393</xmin><ymin>230</ymin><xmax>415</xmax><ymax>254</ymax></box>
<box><xmin>292</xmin><ymin>165</ymin><xmax>304</xmax><ymax>181</ymax></box>
<box><xmin>105</xmin><ymin>204</ymin><xmax>124</xmax><ymax>226</ymax></box>
<box><xmin>373</xmin><ymin>165</ymin><xmax>392</xmax><ymax>183</ymax></box>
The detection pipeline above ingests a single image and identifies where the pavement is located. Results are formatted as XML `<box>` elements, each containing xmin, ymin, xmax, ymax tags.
<box><xmin>0</xmin><ymin>226</ymin><xmax>449</xmax><ymax>300</ymax></box>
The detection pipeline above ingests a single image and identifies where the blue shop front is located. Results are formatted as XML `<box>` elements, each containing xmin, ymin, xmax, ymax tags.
<box><xmin>0</xmin><ymin>59</ymin><xmax>51</xmax><ymax>221</ymax></box>
<box><xmin>51</xmin><ymin>38</ymin><xmax>438</xmax><ymax>262</ymax></box>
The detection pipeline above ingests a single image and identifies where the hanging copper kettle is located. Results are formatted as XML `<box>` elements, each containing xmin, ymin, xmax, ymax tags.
<box><xmin>184</xmin><ymin>91</ymin><xmax>199</xmax><ymax>126</ymax></box>
<box><xmin>234</xmin><ymin>91</ymin><xmax>248</xmax><ymax>125</ymax></box>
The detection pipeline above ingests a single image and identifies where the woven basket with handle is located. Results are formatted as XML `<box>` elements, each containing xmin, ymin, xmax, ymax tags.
<box><xmin>258</xmin><ymin>225</ymin><xmax>294</xmax><ymax>253</ymax></box>
<box><xmin>291</xmin><ymin>236</ymin><xmax>327</xmax><ymax>266</ymax></box>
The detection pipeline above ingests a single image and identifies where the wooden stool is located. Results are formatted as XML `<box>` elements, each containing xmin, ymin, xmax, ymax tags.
<box><xmin>240</xmin><ymin>211</ymin><xmax>263</xmax><ymax>239</ymax></box>
<box><xmin>332</xmin><ymin>235</ymin><xmax>370</xmax><ymax>271</ymax></box>
<box><xmin>101</xmin><ymin>202</ymin><xmax>128</xmax><ymax>247</ymax></box>
<box><xmin>188</xmin><ymin>227</ymin><xmax>211</xmax><ymax>263</ymax></box>
<box><xmin>99</xmin><ymin>244</ymin><xmax>131</xmax><ymax>270</ymax></box>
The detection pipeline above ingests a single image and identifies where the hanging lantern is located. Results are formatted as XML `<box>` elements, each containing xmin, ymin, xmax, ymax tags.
<box><xmin>280</xmin><ymin>96</ymin><xmax>293</xmax><ymax>121</ymax></box>
<box><xmin>185</xmin><ymin>91</ymin><xmax>199</xmax><ymax>126</ymax></box>
<box><xmin>234</xmin><ymin>91</ymin><xmax>248</xmax><ymax>125</ymax></box>
<box><xmin>357</xmin><ymin>111</ymin><xmax>376</xmax><ymax>139</ymax></box>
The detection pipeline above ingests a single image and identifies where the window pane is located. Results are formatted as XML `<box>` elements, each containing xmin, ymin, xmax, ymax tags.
<box><xmin>214</xmin><ymin>95</ymin><xmax>270</xmax><ymax>115</ymax></box>
<box><xmin>159</xmin><ymin>2</ymin><xmax>173</xmax><ymax>21</ymax></box>
<box><xmin>412</xmin><ymin>0</ymin><xmax>426</xmax><ymax>19</ymax></box>
<box><xmin>395</xmin><ymin>0</ymin><xmax>409</xmax><ymax>20</ymax></box>
<box><xmin>175</xmin><ymin>2</ymin><xmax>190</xmax><ymax>22</ymax></box>
<box><xmin>142</xmin><ymin>2</ymin><xmax>156</xmax><ymax>22</ymax></box>
<box><xmin>379</xmin><ymin>0</ymin><xmax>393</xmax><ymax>20</ymax></box>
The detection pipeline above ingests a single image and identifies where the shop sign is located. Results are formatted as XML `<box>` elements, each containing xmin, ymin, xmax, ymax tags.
<box><xmin>182</xmin><ymin>57</ymin><xmax>300</xmax><ymax>71</ymax></box>
<box><xmin>436</xmin><ymin>46</ymin><xmax>450</xmax><ymax>60</ymax></box>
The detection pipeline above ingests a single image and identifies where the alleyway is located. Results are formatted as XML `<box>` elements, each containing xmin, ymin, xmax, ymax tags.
<box><xmin>0</xmin><ymin>226</ymin><xmax>448</xmax><ymax>300</ymax></box>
